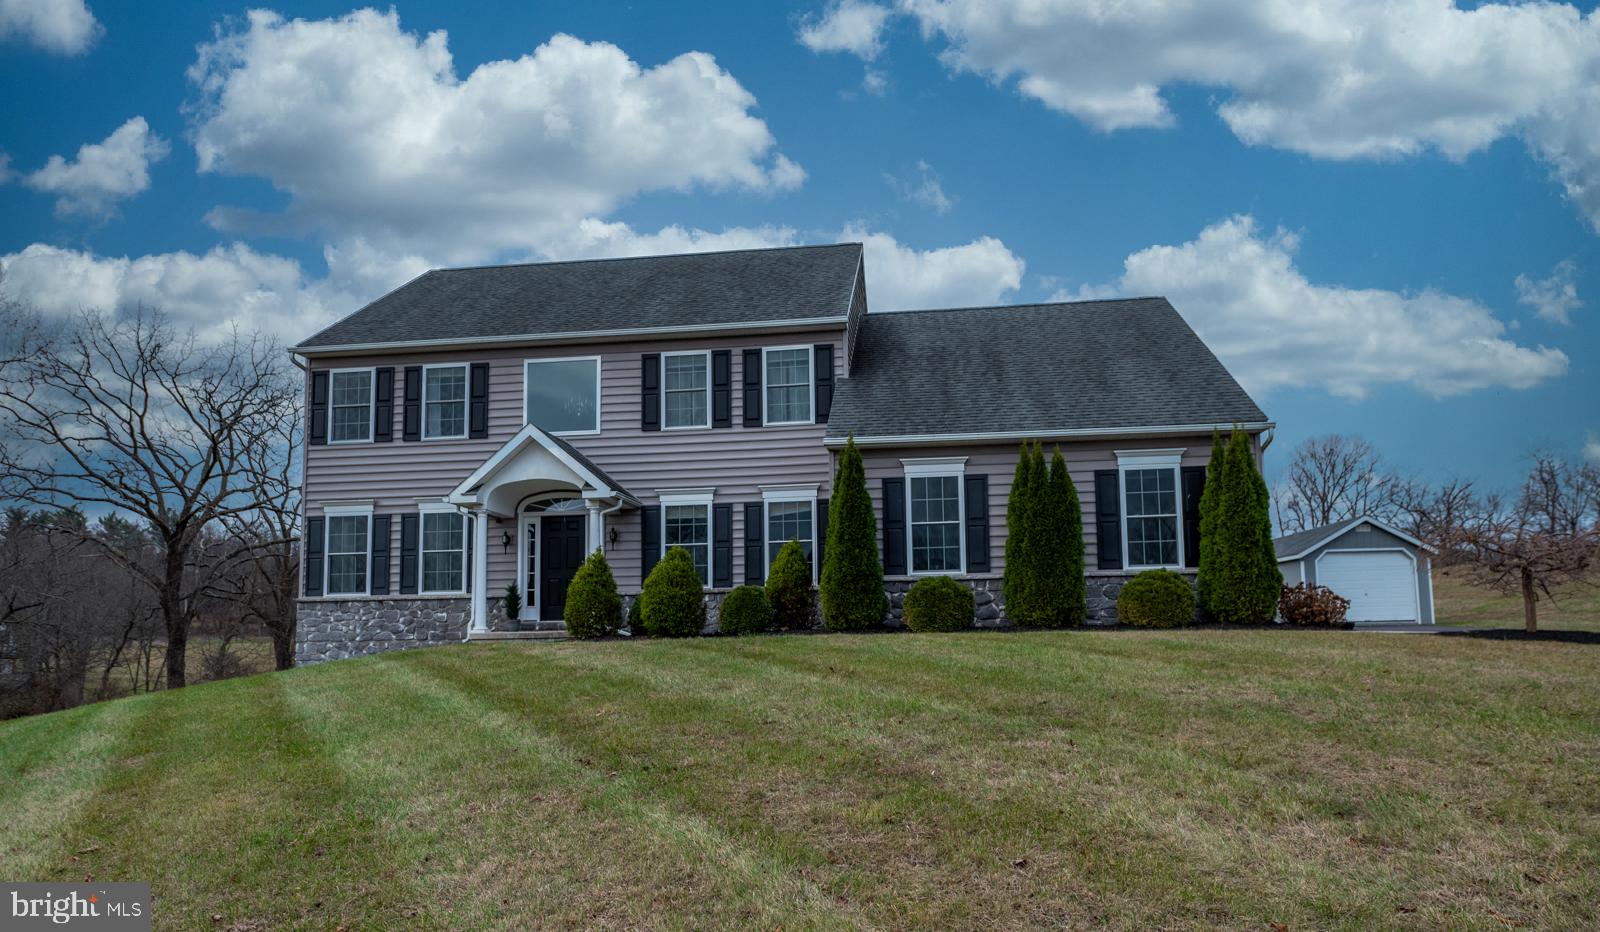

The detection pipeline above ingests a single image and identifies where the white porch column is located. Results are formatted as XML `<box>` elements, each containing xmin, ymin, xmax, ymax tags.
<box><xmin>471</xmin><ymin>509</ymin><xmax>489</xmax><ymax>633</ymax></box>
<box><xmin>586</xmin><ymin>501</ymin><xmax>604</xmax><ymax>555</ymax></box>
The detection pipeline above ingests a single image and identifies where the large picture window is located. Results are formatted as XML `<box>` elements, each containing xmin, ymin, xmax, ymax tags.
<box><xmin>525</xmin><ymin>357</ymin><xmax>600</xmax><ymax>435</ymax></box>
<box><xmin>329</xmin><ymin>369</ymin><xmax>373</xmax><ymax>443</ymax></box>
<box><xmin>1124</xmin><ymin>467</ymin><xmax>1179</xmax><ymax>567</ymax></box>
<box><xmin>325</xmin><ymin>513</ymin><xmax>370</xmax><ymax>595</ymax></box>
<box><xmin>421</xmin><ymin>510</ymin><xmax>466</xmax><ymax>593</ymax></box>
<box><xmin>663</xmin><ymin>501</ymin><xmax>710</xmax><ymax>586</ymax></box>
<box><xmin>423</xmin><ymin>365</ymin><xmax>467</xmax><ymax>440</ymax></box>
<box><xmin>662</xmin><ymin>352</ymin><xmax>709</xmax><ymax>429</ymax></box>
<box><xmin>909</xmin><ymin>474</ymin><xmax>963</xmax><ymax>573</ymax></box>
<box><xmin>765</xmin><ymin>499</ymin><xmax>814</xmax><ymax>576</ymax></box>
<box><xmin>763</xmin><ymin>347</ymin><xmax>812</xmax><ymax>425</ymax></box>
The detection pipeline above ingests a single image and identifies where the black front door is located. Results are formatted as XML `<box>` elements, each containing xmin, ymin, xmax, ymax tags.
<box><xmin>540</xmin><ymin>515</ymin><xmax>586</xmax><ymax>622</ymax></box>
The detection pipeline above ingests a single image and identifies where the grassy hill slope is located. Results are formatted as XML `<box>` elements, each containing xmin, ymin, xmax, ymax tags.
<box><xmin>2</xmin><ymin>631</ymin><xmax>1598</xmax><ymax>930</ymax></box>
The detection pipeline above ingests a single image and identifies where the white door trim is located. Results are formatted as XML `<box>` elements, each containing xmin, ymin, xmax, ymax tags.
<box><xmin>516</xmin><ymin>512</ymin><xmax>542</xmax><ymax>622</ymax></box>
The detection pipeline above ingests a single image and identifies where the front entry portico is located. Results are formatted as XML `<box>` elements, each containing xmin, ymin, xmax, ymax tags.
<box><xmin>446</xmin><ymin>423</ymin><xmax>636</xmax><ymax>634</ymax></box>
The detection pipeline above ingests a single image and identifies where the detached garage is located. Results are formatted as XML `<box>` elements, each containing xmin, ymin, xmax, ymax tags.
<box><xmin>1274</xmin><ymin>517</ymin><xmax>1436</xmax><ymax>625</ymax></box>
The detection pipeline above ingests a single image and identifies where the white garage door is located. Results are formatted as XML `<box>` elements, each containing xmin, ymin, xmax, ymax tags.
<box><xmin>1317</xmin><ymin>551</ymin><xmax>1418</xmax><ymax>623</ymax></box>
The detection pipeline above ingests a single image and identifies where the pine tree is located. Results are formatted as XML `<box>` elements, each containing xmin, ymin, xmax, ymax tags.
<box><xmin>820</xmin><ymin>435</ymin><xmax>887</xmax><ymax>630</ymax></box>
<box><xmin>1049</xmin><ymin>445</ymin><xmax>1088</xmax><ymax>626</ymax></box>
<box><xmin>1002</xmin><ymin>442</ymin><xmax>1035</xmax><ymax>624</ymax></box>
<box><xmin>1195</xmin><ymin>428</ymin><xmax>1227</xmax><ymax>618</ymax></box>
<box><xmin>1208</xmin><ymin>428</ymin><xmax>1282</xmax><ymax>624</ymax></box>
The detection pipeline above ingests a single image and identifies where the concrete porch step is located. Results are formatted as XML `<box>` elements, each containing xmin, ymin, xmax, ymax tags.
<box><xmin>468</xmin><ymin>629</ymin><xmax>568</xmax><ymax>641</ymax></box>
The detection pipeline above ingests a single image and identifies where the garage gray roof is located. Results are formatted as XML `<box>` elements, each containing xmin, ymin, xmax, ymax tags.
<box><xmin>295</xmin><ymin>243</ymin><xmax>863</xmax><ymax>351</ymax></box>
<box><xmin>826</xmin><ymin>298</ymin><xmax>1268</xmax><ymax>442</ymax></box>
<box><xmin>1272</xmin><ymin>518</ymin><xmax>1362</xmax><ymax>561</ymax></box>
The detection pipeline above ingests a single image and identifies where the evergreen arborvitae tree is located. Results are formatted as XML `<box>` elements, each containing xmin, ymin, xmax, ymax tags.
<box><xmin>820</xmin><ymin>435</ymin><xmax>887</xmax><ymax>630</ymax></box>
<box><xmin>1195</xmin><ymin>429</ymin><xmax>1227</xmax><ymax>618</ymax></box>
<box><xmin>1011</xmin><ymin>442</ymin><xmax>1062</xmax><ymax>627</ymax></box>
<box><xmin>1002</xmin><ymin>442</ymin><xmax>1036</xmax><ymax>625</ymax></box>
<box><xmin>1049</xmin><ymin>445</ymin><xmax>1088</xmax><ymax>626</ymax></box>
<box><xmin>1208</xmin><ymin>429</ymin><xmax>1283</xmax><ymax>624</ymax></box>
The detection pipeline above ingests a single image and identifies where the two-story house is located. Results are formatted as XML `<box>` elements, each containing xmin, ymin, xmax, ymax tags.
<box><xmin>292</xmin><ymin>243</ymin><xmax>1270</xmax><ymax>663</ymax></box>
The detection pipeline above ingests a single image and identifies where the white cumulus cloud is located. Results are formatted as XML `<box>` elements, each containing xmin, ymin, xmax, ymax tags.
<box><xmin>23</xmin><ymin>117</ymin><xmax>168</xmax><ymax>217</ymax></box>
<box><xmin>186</xmin><ymin>9</ymin><xmax>804</xmax><ymax>263</ymax></box>
<box><xmin>0</xmin><ymin>0</ymin><xmax>100</xmax><ymax>55</ymax></box>
<box><xmin>798</xmin><ymin>0</ymin><xmax>892</xmax><ymax>59</ymax></box>
<box><xmin>849</xmin><ymin>225</ymin><xmax>1023</xmax><ymax>310</ymax></box>
<box><xmin>1514</xmin><ymin>259</ymin><xmax>1582</xmax><ymax>325</ymax></box>
<box><xmin>1070</xmin><ymin>215</ymin><xmax>1567</xmax><ymax>399</ymax></box>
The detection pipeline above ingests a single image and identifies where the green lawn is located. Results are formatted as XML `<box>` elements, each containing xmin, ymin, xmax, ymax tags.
<box><xmin>2</xmin><ymin>631</ymin><xmax>1597</xmax><ymax>930</ymax></box>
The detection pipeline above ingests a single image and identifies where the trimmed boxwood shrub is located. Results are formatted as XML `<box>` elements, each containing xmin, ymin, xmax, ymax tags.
<box><xmin>639</xmin><ymin>546</ymin><xmax>706</xmax><ymax>638</ymax></box>
<box><xmin>1279</xmin><ymin>583</ymin><xmax>1351</xmax><ymax>626</ymax></box>
<box><xmin>1116</xmin><ymin>569</ymin><xmax>1196</xmax><ymax>628</ymax></box>
<box><xmin>564</xmin><ymin>550</ymin><xmax>621</xmax><ymax>639</ymax></box>
<box><xmin>718</xmin><ymin>584</ymin><xmax>773</xmax><ymax>636</ymax></box>
<box><xmin>903</xmin><ymin>575</ymin><xmax>975</xmax><ymax>632</ymax></box>
<box><xmin>766</xmin><ymin>539</ymin><xmax>816</xmax><ymax>630</ymax></box>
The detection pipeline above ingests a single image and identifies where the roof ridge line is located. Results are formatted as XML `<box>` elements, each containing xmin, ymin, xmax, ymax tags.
<box><xmin>432</xmin><ymin>242</ymin><xmax>864</xmax><ymax>275</ymax></box>
<box><xmin>871</xmin><ymin>296</ymin><xmax>1170</xmax><ymax>316</ymax></box>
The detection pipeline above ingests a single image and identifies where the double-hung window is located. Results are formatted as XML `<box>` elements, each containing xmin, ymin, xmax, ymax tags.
<box><xmin>423</xmin><ymin>364</ymin><xmax>467</xmax><ymax>440</ymax></box>
<box><xmin>762</xmin><ymin>486</ymin><xmax>817</xmax><ymax>579</ymax></box>
<box><xmin>662</xmin><ymin>351</ymin><xmax>709</xmax><ymax>430</ymax></box>
<box><xmin>1118</xmin><ymin>451</ymin><xmax>1183</xmax><ymax>569</ymax></box>
<box><xmin>421</xmin><ymin>506</ymin><xmax>467</xmax><ymax>594</ymax></box>
<box><xmin>329</xmin><ymin>369</ymin><xmax>374</xmax><ymax>443</ymax></box>
<box><xmin>525</xmin><ymin>356</ymin><xmax>600</xmax><ymax>435</ymax></box>
<box><xmin>324</xmin><ymin>509</ymin><xmax>371</xmax><ymax>596</ymax></box>
<box><xmin>660</xmin><ymin>491</ymin><xmax>713</xmax><ymax>586</ymax></box>
<box><xmin>763</xmin><ymin>347</ymin><xmax>812</xmax><ymax>425</ymax></box>
<box><xmin>904</xmin><ymin>458</ymin><xmax>965</xmax><ymax>574</ymax></box>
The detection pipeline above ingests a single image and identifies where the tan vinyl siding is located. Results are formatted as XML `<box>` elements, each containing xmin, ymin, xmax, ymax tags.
<box><xmin>305</xmin><ymin>331</ymin><xmax>842</xmax><ymax>592</ymax></box>
<box><xmin>856</xmin><ymin>436</ymin><xmax>1222</xmax><ymax>577</ymax></box>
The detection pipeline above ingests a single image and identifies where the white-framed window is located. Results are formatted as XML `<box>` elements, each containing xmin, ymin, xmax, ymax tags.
<box><xmin>762</xmin><ymin>485</ymin><xmax>817</xmax><ymax>580</ymax></box>
<box><xmin>904</xmin><ymin>457</ymin><xmax>965</xmax><ymax>575</ymax></box>
<box><xmin>662</xmin><ymin>351</ymin><xmax>710</xmax><ymax>430</ymax></box>
<box><xmin>323</xmin><ymin>505</ymin><xmax>373</xmax><ymax>596</ymax></box>
<box><xmin>524</xmin><ymin>356</ymin><xmax>601</xmax><ymax>435</ymax></box>
<box><xmin>420</xmin><ymin>503</ymin><xmax>467</xmax><ymax>595</ymax></box>
<box><xmin>1117</xmin><ymin>450</ymin><xmax>1184</xmax><ymax>570</ymax></box>
<box><xmin>328</xmin><ymin>368</ymin><xmax>374</xmax><ymax>443</ymax></box>
<box><xmin>763</xmin><ymin>346</ymin><xmax>813</xmax><ymax>425</ymax></box>
<box><xmin>660</xmin><ymin>489</ymin><xmax>713</xmax><ymax>587</ymax></box>
<box><xmin>423</xmin><ymin>364</ymin><xmax>468</xmax><ymax>440</ymax></box>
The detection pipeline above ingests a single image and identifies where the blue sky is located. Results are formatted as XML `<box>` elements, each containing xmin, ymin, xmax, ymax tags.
<box><xmin>2</xmin><ymin>0</ymin><xmax>1597</xmax><ymax>492</ymax></box>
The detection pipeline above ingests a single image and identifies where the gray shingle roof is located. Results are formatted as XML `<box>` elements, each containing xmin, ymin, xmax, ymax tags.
<box><xmin>1272</xmin><ymin>518</ymin><xmax>1361</xmax><ymax>561</ymax></box>
<box><xmin>826</xmin><ymin>298</ymin><xmax>1268</xmax><ymax>440</ymax></box>
<box><xmin>295</xmin><ymin>243</ymin><xmax>863</xmax><ymax>350</ymax></box>
<box><xmin>543</xmin><ymin>430</ymin><xmax>632</xmax><ymax>501</ymax></box>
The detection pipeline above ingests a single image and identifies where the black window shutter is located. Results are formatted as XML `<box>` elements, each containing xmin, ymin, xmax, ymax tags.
<box><xmin>399</xmin><ymin>514</ymin><xmax>420</xmax><ymax>594</ymax></box>
<box><xmin>741</xmin><ymin>348</ymin><xmax>762</xmax><ymax>427</ymax></box>
<box><xmin>303</xmin><ymin>516</ymin><xmax>325</xmax><ymax>596</ymax></box>
<box><xmin>370</xmin><ymin>514</ymin><xmax>391</xmax><ymax>595</ymax></box>
<box><xmin>468</xmin><ymin>363</ymin><xmax>490</xmax><ymax>439</ymax></box>
<box><xmin>743</xmin><ymin>502</ymin><xmax>763</xmax><ymax>584</ymax></box>
<box><xmin>464</xmin><ymin>515</ymin><xmax>473</xmax><ymax>593</ymax></box>
<box><xmin>1182</xmin><ymin>466</ymin><xmax>1205</xmax><ymax>569</ymax></box>
<box><xmin>374</xmin><ymin>367</ymin><xmax>394</xmax><ymax>442</ymax></box>
<box><xmin>814</xmin><ymin>344</ymin><xmax>834</xmax><ymax>423</ymax></box>
<box><xmin>815</xmin><ymin>497</ymin><xmax>829</xmax><ymax>577</ymax></box>
<box><xmin>641</xmin><ymin>505</ymin><xmax>661</xmax><ymax>579</ymax></box>
<box><xmin>641</xmin><ymin>354</ymin><xmax>660</xmax><ymax>431</ymax></box>
<box><xmin>402</xmin><ymin>366</ymin><xmax>422</xmax><ymax>442</ymax></box>
<box><xmin>711</xmin><ymin>350</ymin><xmax>732</xmax><ymax>428</ymax></box>
<box><xmin>308</xmin><ymin>370</ymin><xmax>329</xmax><ymax>446</ymax></box>
<box><xmin>1094</xmin><ymin>470</ymin><xmax>1123</xmax><ymax>570</ymax></box>
<box><xmin>964</xmin><ymin>475</ymin><xmax>990</xmax><ymax>573</ymax></box>
<box><xmin>882</xmin><ymin>477</ymin><xmax>906</xmax><ymax>575</ymax></box>
<box><xmin>713</xmin><ymin>504</ymin><xmax>733</xmax><ymax>588</ymax></box>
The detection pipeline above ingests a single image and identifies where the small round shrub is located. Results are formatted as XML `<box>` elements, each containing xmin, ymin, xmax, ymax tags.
<box><xmin>564</xmin><ymin>549</ymin><xmax>621</xmax><ymax>639</ymax></box>
<box><xmin>1116</xmin><ymin>569</ymin><xmax>1196</xmax><ymax>628</ymax></box>
<box><xmin>1279</xmin><ymin>583</ymin><xmax>1351</xmax><ymax>626</ymax></box>
<box><xmin>903</xmin><ymin>575</ymin><xmax>974</xmax><ymax>632</ymax></box>
<box><xmin>766</xmin><ymin>539</ymin><xmax>817</xmax><ymax>630</ymax></box>
<box><xmin>626</xmin><ymin>591</ymin><xmax>643</xmax><ymax>632</ymax></box>
<box><xmin>640</xmin><ymin>547</ymin><xmax>706</xmax><ymax>637</ymax></box>
<box><xmin>718</xmin><ymin>585</ymin><xmax>773</xmax><ymax>636</ymax></box>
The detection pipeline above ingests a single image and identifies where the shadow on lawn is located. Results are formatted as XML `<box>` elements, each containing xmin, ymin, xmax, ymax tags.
<box><xmin>1438</xmin><ymin>629</ymin><xmax>1600</xmax><ymax>645</ymax></box>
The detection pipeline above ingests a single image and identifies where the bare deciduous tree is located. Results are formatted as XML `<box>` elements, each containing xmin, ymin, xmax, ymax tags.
<box><xmin>1274</xmin><ymin>434</ymin><xmax>1403</xmax><ymax>533</ymax></box>
<box><xmin>0</xmin><ymin>306</ymin><xmax>300</xmax><ymax>689</ymax></box>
